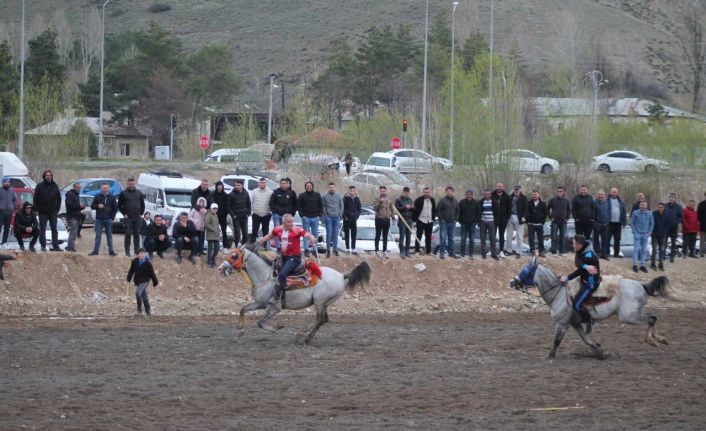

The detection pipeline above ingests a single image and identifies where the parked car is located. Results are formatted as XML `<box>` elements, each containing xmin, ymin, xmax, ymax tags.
<box><xmin>431</xmin><ymin>222</ymin><xmax>530</xmax><ymax>255</ymax></box>
<box><xmin>387</xmin><ymin>149</ymin><xmax>453</xmax><ymax>174</ymax></box>
<box><xmin>541</xmin><ymin>220</ymin><xmax>643</xmax><ymax>258</ymax></box>
<box><xmin>342</xmin><ymin>171</ymin><xmax>411</xmax><ymax>195</ymax></box>
<box><xmin>350</xmin><ymin>218</ymin><xmax>399</xmax><ymax>254</ymax></box>
<box><xmin>61</xmin><ymin>178</ymin><xmax>123</xmax><ymax>197</ymax></box>
<box><xmin>591</xmin><ymin>150</ymin><xmax>669</xmax><ymax>173</ymax></box>
<box><xmin>364</xmin><ymin>152</ymin><xmax>399</xmax><ymax>172</ymax></box>
<box><xmin>138</xmin><ymin>171</ymin><xmax>201</xmax><ymax>227</ymax></box>
<box><xmin>58</xmin><ymin>194</ymin><xmax>94</xmax><ymax>227</ymax></box>
<box><xmin>219</xmin><ymin>175</ymin><xmax>278</xmax><ymax>193</ymax></box>
<box><xmin>0</xmin><ymin>151</ymin><xmax>36</xmax><ymax>189</ymax></box>
<box><xmin>486</xmin><ymin>149</ymin><xmax>559</xmax><ymax>174</ymax></box>
<box><xmin>204</xmin><ymin>148</ymin><xmax>240</xmax><ymax>163</ymax></box>
<box><xmin>6</xmin><ymin>217</ymin><xmax>69</xmax><ymax>250</ymax></box>
<box><xmin>235</xmin><ymin>150</ymin><xmax>267</xmax><ymax>175</ymax></box>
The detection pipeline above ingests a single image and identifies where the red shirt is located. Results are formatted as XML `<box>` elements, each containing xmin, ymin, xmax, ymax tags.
<box><xmin>683</xmin><ymin>207</ymin><xmax>699</xmax><ymax>233</ymax></box>
<box><xmin>272</xmin><ymin>225</ymin><xmax>306</xmax><ymax>256</ymax></box>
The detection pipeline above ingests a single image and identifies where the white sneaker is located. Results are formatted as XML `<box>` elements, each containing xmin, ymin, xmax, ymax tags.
<box><xmin>383</xmin><ymin>251</ymin><xmax>389</xmax><ymax>258</ymax></box>
<box><xmin>498</xmin><ymin>251</ymin><xmax>505</xmax><ymax>258</ymax></box>
<box><xmin>375</xmin><ymin>251</ymin><xmax>381</xmax><ymax>258</ymax></box>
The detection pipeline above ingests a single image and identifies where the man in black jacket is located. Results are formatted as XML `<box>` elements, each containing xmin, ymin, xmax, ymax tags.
<box><xmin>89</xmin><ymin>183</ymin><xmax>118</xmax><ymax>256</ymax></box>
<box><xmin>527</xmin><ymin>190</ymin><xmax>547</xmax><ymax>257</ymax></box>
<box><xmin>126</xmin><ymin>248</ymin><xmax>159</xmax><ymax>316</ymax></box>
<box><xmin>458</xmin><ymin>189</ymin><xmax>480</xmax><ymax>258</ymax></box>
<box><xmin>298</xmin><ymin>181</ymin><xmax>323</xmax><ymax>257</ymax></box>
<box><xmin>228</xmin><ymin>180</ymin><xmax>252</xmax><ymax>247</ymax></box>
<box><xmin>64</xmin><ymin>182</ymin><xmax>85</xmax><ymax>252</ymax></box>
<box><xmin>547</xmin><ymin>186</ymin><xmax>571</xmax><ymax>255</ymax></box>
<box><xmin>211</xmin><ymin>181</ymin><xmax>231</xmax><ymax>248</ymax></box>
<box><xmin>118</xmin><ymin>177</ymin><xmax>146</xmax><ymax>257</ymax></box>
<box><xmin>664</xmin><ymin>192</ymin><xmax>683</xmax><ymax>262</ymax></box>
<box><xmin>33</xmin><ymin>170</ymin><xmax>62</xmax><ymax>251</ymax></box>
<box><xmin>269</xmin><ymin>178</ymin><xmax>297</xmax><ymax>247</ymax></box>
<box><xmin>572</xmin><ymin>185</ymin><xmax>594</xmax><ymax>241</ymax></box>
<box><xmin>144</xmin><ymin>215</ymin><xmax>171</xmax><ymax>258</ymax></box>
<box><xmin>191</xmin><ymin>179</ymin><xmax>212</xmax><ymax>210</ymax></box>
<box><xmin>491</xmin><ymin>182</ymin><xmax>512</xmax><ymax>257</ymax></box>
<box><xmin>172</xmin><ymin>212</ymin><xmax>198</xmax><ymax>264</ymax></box>
<box><xmin>413</xmin><ymin>187</ymin><xmax>437</xmax><ymax>255</ymax></box>
<box><xmin>343</xmin><ymin>186</ymin><xmax>361</xmax><ymax>255</ymax></box>
<box><xmin>14</xmin><ymin>202</ymin><xmax>39</xmax><ymax>252</ymax></box>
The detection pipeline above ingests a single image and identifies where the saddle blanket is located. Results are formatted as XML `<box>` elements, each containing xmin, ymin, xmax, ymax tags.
<box><xmin>567</xmin><ymin>275</ymin><xmax>621</xmax><ymax>300</ymax></box>
<box><xmin>285</xmin><ymin>260</ymin><xmax>322</xmax><ymax>291</ymax></box>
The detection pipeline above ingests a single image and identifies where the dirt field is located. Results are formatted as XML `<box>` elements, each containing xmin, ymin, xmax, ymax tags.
<box><xmin>2</xmin><ymin>310</ymin><xmax>705</xmax><ymax>430</ymax></box>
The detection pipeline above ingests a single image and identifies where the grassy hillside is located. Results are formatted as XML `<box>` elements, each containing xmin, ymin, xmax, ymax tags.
<box><xmin>0</xmin><ymin>0</ymin><xmax>698</xmax><ymax>111</ymax></box>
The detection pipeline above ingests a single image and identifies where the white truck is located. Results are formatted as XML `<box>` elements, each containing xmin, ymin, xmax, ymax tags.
<box><xmin>0</xmin><ymin>152</ymin><xmax>36</xmax><ymax>189</ymax></box>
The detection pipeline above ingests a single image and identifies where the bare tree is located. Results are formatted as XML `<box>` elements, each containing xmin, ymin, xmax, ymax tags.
<box><xmin>79</xmin><ymin>8</ymin><xmax>101</xmax><ymax>82</ymax></box>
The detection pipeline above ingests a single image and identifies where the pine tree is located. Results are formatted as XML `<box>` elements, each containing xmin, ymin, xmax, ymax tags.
<box><xmin>25</xmin><ymin>29</ymin><xmax>66</xmax><ymax>85</ymax></box>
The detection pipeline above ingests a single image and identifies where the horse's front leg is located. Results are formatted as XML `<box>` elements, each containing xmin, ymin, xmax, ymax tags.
<box><xmin>257</xmin><ymin>303</ymin><xmax>284</xmax><ymax>332</ymax></box>
<box><xmin>237</xmin><ymin>302</ymin><xmax>266</xmax><ymax>337</ymax></box>
<box><xmin>548</xmin><ymin>324</ymin><xmax>569</xmax><ymax>359</ymax></box>
<box><xmin>572</xmin><ymin>323</ymin><xmax>605</xmax><ymax>359</ymax></box>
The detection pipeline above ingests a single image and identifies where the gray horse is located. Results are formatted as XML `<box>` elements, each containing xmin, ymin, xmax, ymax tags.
<box><xmin>510</xmin><ymin>256</ymin><xmax>672</xmax><ymax>359</ymax></box>
<box><xmin>232</xmin><ymin>243</ymin><xmax>371</xmax><ymax>343</ymax></box>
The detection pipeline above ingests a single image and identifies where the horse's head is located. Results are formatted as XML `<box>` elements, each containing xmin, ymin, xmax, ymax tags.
<box><xmin>510</xmin><ymin>255</ymin><xmax>538</xmax><ymax>290</ymax></box>
<box><xmin>229</xmin><ymin>247</ymin><xmax>246</xmax><ymax>271</ymax></box>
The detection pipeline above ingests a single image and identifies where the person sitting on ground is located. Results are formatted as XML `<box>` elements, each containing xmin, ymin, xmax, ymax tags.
<box><xmin>14</xmin><ymin>202</ymin><xmax>39</xmax><ymax>252</ymax></box>
<box><xmin>172</xmin><ymin>212</ymin><xmax>199</xmax><ymax>264</ymax></box>
<box><xmin>259</xmin><ymin>214</ymin><xmax>317</xmax><ymax>307</ymax></box>
<box><xmin>144</xmin><ymin>215</ymin><xmax>171</xmax><ymax>258</ymax></box>
<box><xmin>560</xmin><ymin>234</ymin><xmax>600</xmax><ymax>324</ymax></box>
<box><xmin>126</xmin><ymin>247</ymin><xmax>159</xmax><ymax>317</ymax></box>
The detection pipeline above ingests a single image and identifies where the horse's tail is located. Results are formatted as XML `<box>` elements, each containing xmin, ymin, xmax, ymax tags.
<box><xmin>344</xmin><ymin>261</ymin><xmax>371</xmax><ymax>291</ymax></box>
<box><xmin>642</xmin><ymin>276</ymin><xmax>673</xmax><ymax>298</ymax></box>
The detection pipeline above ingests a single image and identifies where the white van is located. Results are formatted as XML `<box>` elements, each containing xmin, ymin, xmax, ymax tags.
<box><xmin>204</xmin><ymin>148</ymin><xmax>240</xmax><ymax>163</ymax></box>
<box><xmin>137</xmin><ymin>171</ymin><xmax>201</xmax><ymax>225</ymax></box>
<box><xmin>365</xmin><ymin>152</ymin><xmax>399</xmax><ymax>173</ymax></box>
<box><xmin>0</xmin><ymin>152</ymin><xmax>36</xmax><ymax>189</ymax></box>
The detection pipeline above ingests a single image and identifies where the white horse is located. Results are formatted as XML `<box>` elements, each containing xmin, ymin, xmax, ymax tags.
<box><xmin>510</xmin><ymin>256</ymin><xmax>673</xmax><ymax>359</ymax></box>
<box><xmin>232</xmin><ymin>243</ymin><xmax>371</xmax><ymax>344</ymax></box>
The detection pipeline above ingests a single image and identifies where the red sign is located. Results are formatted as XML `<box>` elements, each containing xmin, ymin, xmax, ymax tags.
<box><xmin>199</xmin><ymin>135</ymin><xmax>209</xmax><ymax>150</ymax></box>
<box><xmin>390</xmin><ymin>136</ymin><xmax>401</xmax><ymax>150</ymax></box>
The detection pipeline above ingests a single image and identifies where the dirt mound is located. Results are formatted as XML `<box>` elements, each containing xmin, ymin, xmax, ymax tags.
<box><xmin>2</xmin><ymin>250</ymin><xmax>703</xmax><ymax>317</ymax></box>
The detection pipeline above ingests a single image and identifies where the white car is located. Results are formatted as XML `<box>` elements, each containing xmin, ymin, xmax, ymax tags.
<box><xmin>349</xmin><ymin>218</ymin><xmax>399</xmax><ymax>254</ymax></box>
<box><xmin>219</xmin><ymin>175</ymin><xmax>278</xmax><ymax>193</ymax></box>
<box><xmin>364</xmin><ymin>152</ymin><xmax>399</xmax><ymax>173</ymax></box>
<box><xmin>486</xmin><ymin>149</ymin><xmax>559</xmax><ymax>174</ymax></box>
<box><xmin>343</xmin><ymin>171</ymin><xmax>413</xmax><ymax>195</ymax></box>
<box><xmin>5</xmin><ymin>218</ymin><xmax>70</xmax><ymax>250</ymax></box>
<box><xmin>591</xmin><ymin>150</ymin><xmax>669</xmax><ymax>173</ymax></box>
<box><xmin>387</xmin><ymin>149</ymin><xmax>453</xmax><ymax>173</ymax></box>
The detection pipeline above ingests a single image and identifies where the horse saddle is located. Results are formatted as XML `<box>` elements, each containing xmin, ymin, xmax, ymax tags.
<box><xmin>568</xmin><ymin>275</ymin><xmax>622</xmax><ymax>307</ymax></box>
<box><xmin>273</xmin><ymin>257</ymin><xmax>323</xmax><ymax>291</ymax></box>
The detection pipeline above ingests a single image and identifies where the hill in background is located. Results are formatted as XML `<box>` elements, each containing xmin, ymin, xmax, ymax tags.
<box><xmin>0</xmin><ymin>0</ymin><xmax>700</xmax><ymax>112</ymax></box>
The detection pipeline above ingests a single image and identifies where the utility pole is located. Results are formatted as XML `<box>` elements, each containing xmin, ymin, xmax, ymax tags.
<box><xmin>421</xmin><ymin>0</ymin><xmax>429</xmax><ymax>152</ymax></box>
<box><xmin>18</xmin><ymin>0</ymin><xmax>26</xmax><ymax>158</ymax></box>
<box><xmin>586</xmin><ymin>70</ymin><xmax>607</xmax><ymax>123</ymax></box>
<box><xmin>450</xmin><ymin>1</ymin><xmax>459</xmax><ymax>163</ymax></box>
<box><xmin>99</xmin><ymin>0</ymin><xmax>113</xmax><ymax>158</ymax></box>
<box><xmin>488</xmin><ymin>0</ymin><xmax>495</xmax><ymax>149</ymax></box>
<box><xmin>169</xmin><ymin>114</ymin><xmax>174</xmax><ymax>161</ymax></box>
<box><xmin>267</xmin><ymin>74</ymin><xmax>275</xmax><ymax>144</ymax></box>
<box><xmin>281</xmin><ymin>81</ymin><xmax>285</xmax><ymax>113</ymax></box>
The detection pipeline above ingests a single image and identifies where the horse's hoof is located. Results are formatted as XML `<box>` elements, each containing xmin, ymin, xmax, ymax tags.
<box><xmin>645</xmin><ymin>337</ymin><xmax>659</xmax><ymax>347</ymax></box>
<box><xmin>595</xmin><ymin>351</ymin><xmax>606</xmax><ymax>360</ymax></box>
<box><xmin>237</xmin><ymin>330</ymin><xmax>245</xmax><ymax>338</ymax></box>
<box><xmin>657</xmin><ymin>337</ymin><xmax>669</xmax><ymax>345</ymax></box>
<box><xmin>260</xmin><ymin>325</ymin><xmax>278</xmax><ymax>333</ymax></box>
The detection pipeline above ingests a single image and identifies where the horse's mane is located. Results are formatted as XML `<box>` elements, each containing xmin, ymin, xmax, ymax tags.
<box><xmin>243</xmin><ymin>242</ymin><xmax>274</xmax><ymax>266</ymax></box>
<box><xmin>537</xmin><ymin>263</ymin><xmax>561</xmax><ymax>283</ymax></box>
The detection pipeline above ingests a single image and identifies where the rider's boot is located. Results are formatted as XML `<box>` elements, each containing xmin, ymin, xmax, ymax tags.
<box><xmin>269</xmin><ymin>280</ymin><xmax>286</xmax><ymax>306</ymax></box>
<box><xmin>578</xmin><ymin>307</ymin><xmax>592</xmax><ymax>324</ymax></box>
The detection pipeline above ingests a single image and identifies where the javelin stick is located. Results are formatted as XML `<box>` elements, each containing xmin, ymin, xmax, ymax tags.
<box><xmin>391</xmin><ymin>204</ymin><xmax>423</xmax><ymax>248</ymax></box>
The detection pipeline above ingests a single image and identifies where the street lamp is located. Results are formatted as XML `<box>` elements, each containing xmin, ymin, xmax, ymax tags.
<box><xmin>449</xmin><ymin>1</ymin><xmax>459</xmax><ymax>162</ymax></box>
<box><xmin>586</xmin><ymin>70</ymin><xmax>608</xmax><ymax>123</ymax></box>
<box><xmin>18</xmin><ymin>0</ymin><xmax>26</xmax><ymax>159</ymax></box>
<box><xmin>421</xmin><ymin>0</ymin><xmax>429</xmax><ymax>152</ymax></box>
<box><xmin>267</xmin><ymin>74</ymin><xmax>276</xmax><ymax>144</ymax></box>
<box><xmin>99</xmin><ymin>0</ymin><xmax>112</xmax><ymax>158</ymax></box>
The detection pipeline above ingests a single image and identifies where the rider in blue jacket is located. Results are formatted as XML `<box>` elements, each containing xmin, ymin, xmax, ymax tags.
<box><xmin>561</xmin><ymin>234</ymin><xmax>601</xmax><ymax>323</ymax></box>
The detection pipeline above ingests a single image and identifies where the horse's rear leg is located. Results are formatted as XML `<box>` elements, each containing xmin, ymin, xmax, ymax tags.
<box><xmin>649</xmin><ymin>315</ymin><xmax>668</xmax><ymax>345</ymax></box>
<box><xmin>548</xmin><ymin>324</ymin><xmax>569</xmax><ymax>359</ymax></box>
<box><xmin>572</xmin><ymin>323</ymin><xmax>605</xmax><ymax>359</ymax></box>
<box><xmin>300</xmin><ymin>306</ymin><xmax>328</xmax><ymax>345</ymax></box>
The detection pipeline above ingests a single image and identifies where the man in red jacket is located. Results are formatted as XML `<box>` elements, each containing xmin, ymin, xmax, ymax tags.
<box><xmin>682</xmin><ymin>200</ymin><xmax>699</xmax><ymax>258</ymax></box>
